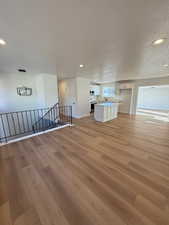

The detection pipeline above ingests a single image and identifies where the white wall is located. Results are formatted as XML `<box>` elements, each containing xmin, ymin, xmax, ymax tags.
<box><xmin>0</xmin><ymin>73</ymin><xmax>38</xmax><ymax>112</ymax></box>
<box><xmin>76</xmin><ymin>77</ymin><xmax>90</xmax><ymax>118</ymax></box>
<box><xmin>36</xmin><ymin>74</ymin><xmax>58</xmax><ymax>108</ymax></box>
<box><xmin>59</xmin><ymin>78</ymin><xmax>77</xmax><ymax>117</ymax></box>
<box><xmin>0</xmin><ymin>73</ymin><xmax>58</xmax><ymax>113</ymax></box>
<box><xmin>137</xmin><ymin>86</ymin><xmax>169</xmax><ymax>110</ymax></box>
<box><xmin>59</xmin><ymin>77</ymin><xmax>90</xmax><ymax>118</ymax></box>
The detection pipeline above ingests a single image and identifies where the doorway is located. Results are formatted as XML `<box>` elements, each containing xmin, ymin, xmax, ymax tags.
<box><xmin>119</xmin><ymin>89</ymin><xmax>132</xmax><ymax>114</ymax></box>
<box><xmin>136</xmin><ymin>85</ymin><xmax>169</xmax><ymax>122</ymax></box>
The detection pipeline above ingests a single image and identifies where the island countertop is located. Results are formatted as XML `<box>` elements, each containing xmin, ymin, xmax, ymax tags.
<box><xmin>94</xmin><ymin>102</ymin><xmax>119</xmax><ymax>122</ymax></box>
<box><xmin>96</xmin><ymin>102</ymin><xmax>119</xmax><ymax>106</ymax></box>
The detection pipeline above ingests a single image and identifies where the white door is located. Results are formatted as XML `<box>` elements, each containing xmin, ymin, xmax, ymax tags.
<box><xmin>119</xmin><ymin>89</ymin><xmax>132</xmax><ymax>114</ymax></box>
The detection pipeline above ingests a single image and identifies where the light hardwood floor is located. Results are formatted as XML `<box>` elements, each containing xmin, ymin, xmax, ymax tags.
<box><xmin>0</xmin><ymin>113</ymin><xmax>169</xmax><ymax>225</ymax></box>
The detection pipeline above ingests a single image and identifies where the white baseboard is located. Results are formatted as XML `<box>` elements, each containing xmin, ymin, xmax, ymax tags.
<box><xmin>0</xmin><ymin>124</ymin><xmax>73</xmax><ymax>146</ymax></box>
<box><xmin>73</xmin><ymin>113</ymin><xmax>90</xmax><ymax>119</ymax></box>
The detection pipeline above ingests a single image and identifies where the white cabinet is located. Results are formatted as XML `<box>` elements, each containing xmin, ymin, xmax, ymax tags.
<box><xmin>119</xmin><ymin>83</ymin><xmax>134</xmax><ymax>89</ymax></box>
<box><xmin>90</xmin><ymin>85</ymin><xmax>100</xmax><ymax>96</ymax></box>
<box><xmin>94</xmin><ymin>103</ymin><xmax>119</xmax><ymax>122</ymax></box>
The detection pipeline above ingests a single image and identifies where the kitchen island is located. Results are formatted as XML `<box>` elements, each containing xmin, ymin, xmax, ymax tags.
<box><xmin>94</xmin><ymin>102</ymin><xmax>119</xmax><ymax>122</ymax></box>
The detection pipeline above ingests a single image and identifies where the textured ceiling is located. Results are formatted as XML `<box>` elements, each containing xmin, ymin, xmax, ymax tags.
<box><xmin>0</xmin><ymin>0</ymin><xmax>169</xmax><ymax>82</ymax></box>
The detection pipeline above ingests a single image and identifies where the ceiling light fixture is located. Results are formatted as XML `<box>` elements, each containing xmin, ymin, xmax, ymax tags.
<box><xmin>152</xmin><ymin>38</ymin><xmax>166</xmax><ymax>45</ymax></box>
<box><xmin>80</xmin><ymin>64</ymin><xmax>84</xmax><ymax>68</ymax></box>
<box><xmin>0</xmin><ymin>39</ymin><xmax>6</xmax><ymax>45</ymax></box>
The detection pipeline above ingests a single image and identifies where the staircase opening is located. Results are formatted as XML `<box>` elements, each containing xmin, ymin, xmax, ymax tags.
<box><xmin>0</xmin><ymin>103</ymin><xmax>72</xmax><ymax>144</ymax></box>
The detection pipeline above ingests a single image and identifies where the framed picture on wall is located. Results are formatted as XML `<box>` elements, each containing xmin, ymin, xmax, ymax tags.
<box><xmin>17</xmin><ymin>86</ymin><xmax>32</xmax><ymax>96</ymax></box>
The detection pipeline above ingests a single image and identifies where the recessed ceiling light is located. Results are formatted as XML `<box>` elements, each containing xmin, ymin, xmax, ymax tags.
<box><xmin>163</xmin><ymin>64</ymin><xmax>169</xmax><ymax>67</ymax></box>
<box><xmin>0</xmin><ymin>39</ymin><xmax>6</xmax><ymax>45</ymax></box>
<box><xmin>152</xmin><ymin>38</ymin><xmax>166</xmax><ymax>45</ymax></box>
<box><xmin>80</xmin><ymin>64</ymin><xmax>84</xmax><ymax>68</ymax></box>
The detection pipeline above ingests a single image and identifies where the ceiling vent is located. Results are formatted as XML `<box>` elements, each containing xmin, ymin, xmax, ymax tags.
<box><xmin>18</xmin><ymin>69</ymin><xmax>26</xmax><ymax>72</ymax></box>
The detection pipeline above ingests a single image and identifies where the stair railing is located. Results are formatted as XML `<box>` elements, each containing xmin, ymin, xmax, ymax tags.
<box><xmin>0</xmin><ymin>104</ymin><xmax>72</xmax><ymax>143</ymax></box>
<box><xmin>32</xmin><ymin>103</ymin><xmax>59</xmax><ymax>132</ymax></box>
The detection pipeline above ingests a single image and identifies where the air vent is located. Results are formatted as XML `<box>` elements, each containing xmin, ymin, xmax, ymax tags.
<box><xmin>18</xmin><ymin>69</ymin><xmax>26</xmax><ymax>72</ymax></box>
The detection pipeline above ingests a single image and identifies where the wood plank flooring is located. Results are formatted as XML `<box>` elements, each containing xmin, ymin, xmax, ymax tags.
<box><xmin>0</xmin><ymin>113</ymin><xmax>169</xmax><ymax>225</ymax></box>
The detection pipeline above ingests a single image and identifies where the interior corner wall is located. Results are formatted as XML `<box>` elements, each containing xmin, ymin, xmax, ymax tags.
<box><xmin>76</xmin><ymin>77</ymin><xmax>90</xmax><ymax>118</ymax></box>
<box><xmin>36</xmin><ymin>75</ymin><xmax>46</xmax><ymax>108</ymax></box>
<box><xmin>58</xmin><ymin>78</ymin><xmax>77</xmax><ymax>117</ymax></box>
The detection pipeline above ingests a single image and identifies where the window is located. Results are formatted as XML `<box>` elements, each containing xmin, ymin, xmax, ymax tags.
<box><xmin>103</xmin><ymin>87</ymin><xmax>115</xmax><ymax>97</ymax></box>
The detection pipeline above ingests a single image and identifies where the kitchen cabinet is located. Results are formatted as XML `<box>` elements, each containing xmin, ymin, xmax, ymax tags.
<box><xmin>90</xmin><ymin>85</ymin><xmax>100</xmax><ymax>96</ymax></box>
